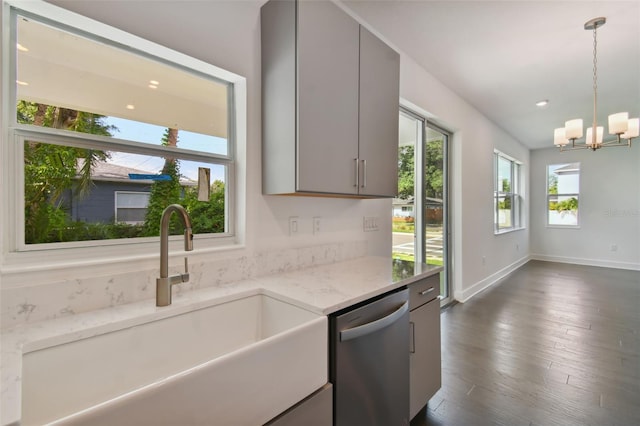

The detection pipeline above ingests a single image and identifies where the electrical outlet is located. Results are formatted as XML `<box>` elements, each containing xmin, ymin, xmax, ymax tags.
<box><xmin>289</xmin><ymin>216</ymin><xmax>299</xmax><ymax>236</ymax></box>
<box><xmin>482</xmin><ymin>256</ymin><xmax>486</xmax><ymax>266</ymax></box>
<box><xmin>611</xmin><ymin>244</ymin><xmax>618</xmax><ymax>252</ymax></box>
<box><xmin>313</xmin><ymin>217</ymin><xmax>321</xmax><ymax>235</ymax></box>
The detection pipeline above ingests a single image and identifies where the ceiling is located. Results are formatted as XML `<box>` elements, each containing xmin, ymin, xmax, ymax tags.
<box><xmin>343</xmin><ymin>0</ymin><xmax>640</xmax><ymax>150</ymax></box>
<box><xmin>16</xmin><ymin>15</ymin><xmax>228</xmax><ymax>139</ymax></box>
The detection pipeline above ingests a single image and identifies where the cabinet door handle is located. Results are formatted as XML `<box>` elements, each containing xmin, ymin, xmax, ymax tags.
<box><xmin>354</xmin><ymin>158</ymin><xmax>359</xmax><ymax>188</ymax></box>
<box><xmin>409</xmin><ymin>321</ymin><xmax>415</xmax><ymax>353</ymax></box>
<box><xmin>419</xmin><ymin>287</ymin><xmax>435</xmax><ymax>296</ymax></box>
<box><xmin>361</xmin><ymin>159</ymin><xmax>367</xmax><ymax>188</ymax></box>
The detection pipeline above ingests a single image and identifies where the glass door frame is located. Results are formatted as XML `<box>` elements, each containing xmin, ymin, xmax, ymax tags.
<box><xmin>399</xmin><ymin>106</ymin><xmax>452</xmax><ymax>306</ymax></box>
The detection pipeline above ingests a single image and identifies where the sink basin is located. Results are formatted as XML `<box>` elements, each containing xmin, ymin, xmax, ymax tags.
<box><xmin>20</xmin><ymin>293</ymin><xmax>327</xmax><ymax>425</ymax></box>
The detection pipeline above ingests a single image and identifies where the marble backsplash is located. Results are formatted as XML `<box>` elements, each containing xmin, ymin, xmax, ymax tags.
<box><xmin>1</xmin><ymin>241</ymin><xmax>367</xmax><ymax>330</ymax></box>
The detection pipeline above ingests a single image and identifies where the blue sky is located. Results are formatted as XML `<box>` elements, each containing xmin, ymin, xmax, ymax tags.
<box><xmin>103</xmin><ymin>116</ymin><xmax>227</xmax><ymax>182</ymax></box>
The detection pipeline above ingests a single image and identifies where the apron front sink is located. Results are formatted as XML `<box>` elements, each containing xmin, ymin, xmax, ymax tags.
<box><xmin>21</xmin><ymin>293</ymin><xmax>327</xmax><ymax>425</ymax></box>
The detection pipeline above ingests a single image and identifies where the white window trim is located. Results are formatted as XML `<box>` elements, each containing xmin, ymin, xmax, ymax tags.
<box><xmin>1</xmin><ymin>0</ymin><xmax>247</xmax><ymax>274</ymax></box>
<box><xmin>493</xmin><ymin>150</ymin><xmax>525</xmax><ymax>235</ymax></box>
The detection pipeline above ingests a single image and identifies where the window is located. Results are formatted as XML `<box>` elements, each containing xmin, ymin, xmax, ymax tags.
<box><xmin>115</xmin><ymin>192</ymin><xmax>151</xmax><ymax>224</ymax></box>
<box><xmin>494</xmin><ymin>151</ymin><xmax>522</xmax><ymax>233</ymax></box>
<box><xmin>3</xmin><ymin>3</ymin><xmax>244</xmax><ymax>256</ymax></box>
<box><xmin>547</xmin><ymin>163</ymin><xmax>580</xmax><ymax>227</ymax></box>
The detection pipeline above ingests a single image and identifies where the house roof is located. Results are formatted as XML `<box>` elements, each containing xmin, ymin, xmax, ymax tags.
<box><xmin>76</xmin><ymin>160</ymin><xmax>196</xmax><ymax>186</ymax></box>
<box><xmin>552</xmin><ymin>163</ymin><xmax>580</xmax><ymax>175</ymax></box>
<box><xmin>392</xmin><ymin>196</ymin><xmax>443</xmax><ymax>206</ymax></box>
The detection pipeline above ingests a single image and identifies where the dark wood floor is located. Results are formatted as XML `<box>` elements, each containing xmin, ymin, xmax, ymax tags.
<box><xmin>411</xmin><ymin>260</ymin><xmax>640</xmax><ymax>426</ymax></box>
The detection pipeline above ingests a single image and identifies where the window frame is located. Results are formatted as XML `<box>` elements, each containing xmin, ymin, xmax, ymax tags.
<box><xmin>1</xmin><ymin>0</ymin><xmax>247</xmax><ymax>270</ymax></box>
<box><xmin>396</xmin><ymin>106</ymin><xmax>452</xmax><ymax>306</ymax></box>
<box><xmin>493</xmin><ymin>150</ymin><xmax>523</xmax><ymax>234</ymax></box>
<box><xmin>546</xmin><ymin>163</ymin><xmax>580</xmax><ymax>228</ymax></box>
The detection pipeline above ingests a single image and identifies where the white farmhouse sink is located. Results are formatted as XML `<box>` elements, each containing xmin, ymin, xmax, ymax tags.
<box><xmin>20</xmin><ymin>293</ymin><xmax>327</xmax><ymax>426</ymax></box>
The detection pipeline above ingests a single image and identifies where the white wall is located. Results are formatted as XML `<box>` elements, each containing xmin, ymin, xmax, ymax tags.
<box><xmin>530</xmin><ymin>145</ymin><xmax>640</xmax><ymax>270</ymax></box>
<box><xmin>1</xmin><ymin>0</ymin><xmax>533</xmax><ymax>327</ymax></box>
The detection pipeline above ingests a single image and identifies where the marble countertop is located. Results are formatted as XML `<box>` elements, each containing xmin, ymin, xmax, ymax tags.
<box><xmin>1</xmin><ymin>256</ymin><xmax>442</xmax><ymax>426</ymax></box>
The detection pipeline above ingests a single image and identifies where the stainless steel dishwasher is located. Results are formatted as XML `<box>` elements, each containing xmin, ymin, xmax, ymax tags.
<box><xmin>329</xmin><ymin>288</ymin><xmax>410</xmax><ymax>426</ymax></box>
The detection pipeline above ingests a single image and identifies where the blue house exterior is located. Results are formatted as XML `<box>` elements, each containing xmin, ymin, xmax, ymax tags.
<box><xmin>67</xmin><ymin>161</ymin><xmax>194</xmax><ymax>225</ymax></box>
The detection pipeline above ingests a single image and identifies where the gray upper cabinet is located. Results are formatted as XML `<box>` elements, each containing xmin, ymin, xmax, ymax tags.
<box><xmin>261</xmin><ymin>0</ymin><xmax>400</xmax><ymax>197</ymax></box>
<box><xmin>358</xmin><ymin>26</ymin><xmax>401</xmax><ymax>197</ymax></box>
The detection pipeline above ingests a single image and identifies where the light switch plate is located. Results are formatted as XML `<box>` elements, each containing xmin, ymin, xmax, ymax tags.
<box><xmin>289</xmin><ymin>216</ymin><xmax>299</xmax><ymax>235</ymax></box>
<box><xmin>363</xmin><ymin>216</ymin><xmax>379</xmax><ymax>232</ymax></box>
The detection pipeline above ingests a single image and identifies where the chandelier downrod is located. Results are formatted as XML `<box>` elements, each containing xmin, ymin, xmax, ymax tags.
<box><xmin>591</xmin><ymin>18</ymin><xmax>598</xmax><ymax>148</ymax></box>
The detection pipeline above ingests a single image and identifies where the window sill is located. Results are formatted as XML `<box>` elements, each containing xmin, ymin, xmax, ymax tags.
<box><xmin>1</xmin><ymin>237</ymin><xmax>245</xmax><ymax>281</ymax></box>
<box><xmin>494</xmin><ymin>227</ymin><xmax>526</xmax><ymax>235</ymax></box>
<box><xmin>545</xmin><ymin>225</ymin><xmax>581</xmax><ymax>230</ymax></box>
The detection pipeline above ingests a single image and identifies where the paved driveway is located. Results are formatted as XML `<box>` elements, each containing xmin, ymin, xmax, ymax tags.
<box><xmin>393</xmin><ymin>232</ymin><xmax>443</xmax><ymax>259</ymax></box>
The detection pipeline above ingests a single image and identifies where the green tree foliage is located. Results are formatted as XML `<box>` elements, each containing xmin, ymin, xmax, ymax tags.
<box><xmin>184</xmin><ymin>180</ymin><xmax>226</xmax><ymax>234</ymax></box>
<box><xmin>397</xmin><ymin>140</ymin><xmax>445</xmax><ymax>200</ymax></box>
<box><xmin>555</xmin><ymin>197</ymin><xmax>578</xmax><ymax>213</ymax></box>
<box><xmin>143</xmin><ymin>128</ymin><xmax>184</xmax><ymax>236</ymax></box>
<box><xmin>500</xmin><ymin>178</ymin><xmax>511</xmax><ymax>193</ymax></box>
<box><xmin>497</xmin><ymin>196</ymin><xmax>512</xmax><ymax>210</ymax></box>
<box><xmin>548</xmin><ymin>174</ymin><xmax>558</xmax><ymax>195</ymax></box>
<box><xmin>397</xmin><ymin>145</ymin><xmax>415</xmax><ymax>199</ymax></box>
<box><xmin>141</xmin><ymin>128</ymin><xmax>226</xmax><ymax>236</ymax></box>
<box><xmin>424</xmin><ymin>139</ymin><xmax>444</xmax><ymax>200</ymax></box>
<box><xmin>18</xmin><ymin>101</ymin><xmax>113</xmax><ymax>243</ymax></box>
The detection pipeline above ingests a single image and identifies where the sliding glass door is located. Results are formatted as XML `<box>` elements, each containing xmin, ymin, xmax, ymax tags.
<box><xmin>394</xmin><ymin>108</ymin><xmax>451</xmax><ymax>304</ymax></box>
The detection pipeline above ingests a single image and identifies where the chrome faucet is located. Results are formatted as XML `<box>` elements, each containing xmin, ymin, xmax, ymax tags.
<box><xmin>156</xmin><ymin>204</ymin><xmax>194</xmax><ymax>306</ymax></box>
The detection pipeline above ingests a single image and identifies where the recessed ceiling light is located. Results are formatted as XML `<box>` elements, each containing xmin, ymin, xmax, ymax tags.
<box><xmin>16</xmin><ymin>43</ymin><xmax>29</xmax><ymax>52</ymax></box>
<box><xmin>536</xmin><ymin>100</ymin><xmax>549</xmax><ymax>107</ymax></box>
<box><xmin>148</xmin><ymin>84</ymin><xmax>158</xmax><ymax>89</ymax></box>
<box><xmin>126</xmin><ymin>104</ymin><xmax>135</xmax><ymax>110</ymax></box>
<box><xmin>16</xmin><ymin>80</ymin><xmax>29</xmax><ymax>86</ymax></box>
<box><xmin>149</xmin><ymin>80</ymin><xmax>160</xmax><ymax>85</ymax></box>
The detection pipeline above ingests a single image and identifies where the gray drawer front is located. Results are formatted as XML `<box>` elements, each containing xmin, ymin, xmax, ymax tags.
<box><xmin>409</xmin><ymin>274</ymin><xmax>440</xmax><ymax>310</ymax></box>
<box><xmin>265</xmin><ymin>384</ymin><xmax>333</xmax><ymax>426</ymax></box>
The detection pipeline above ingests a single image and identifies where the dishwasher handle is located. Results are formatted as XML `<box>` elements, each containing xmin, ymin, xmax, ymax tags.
<box><xmin>340</xmin><ymin>301</ymin><xmax>409</xmax><ymax>342</ymax></box>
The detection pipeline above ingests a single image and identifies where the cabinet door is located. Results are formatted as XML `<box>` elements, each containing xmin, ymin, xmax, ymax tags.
<box><xmin>358</xmin><ymin>26</ymin><xmax>400</xmax><ymax>197</ymax></box>
<box><xmin>297</xmin><ymin>1</ymin><xmax>359</xmax><ymax>195</ymax></box>
<box><xmin>409</xmin><ymin>299</ymin><xmax>441</xmax><ymax>420</ymax></box>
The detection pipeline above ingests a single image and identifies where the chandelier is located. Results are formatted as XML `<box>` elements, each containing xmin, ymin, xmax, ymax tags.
<box><xmin>554</xmin><ymin>17</ymin><xmax>639</xmax><ymax>151</ymax></box>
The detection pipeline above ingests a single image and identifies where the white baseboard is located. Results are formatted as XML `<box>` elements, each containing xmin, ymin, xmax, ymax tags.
<box><xmin>529</xmin><ymin>254</ymin><xmax>640</xmax><ymax>271</ymax></box>
<box><xmin>457</xmin><ymin>255</ymin><xmax>530</xmax><ymax>303</ymax></box>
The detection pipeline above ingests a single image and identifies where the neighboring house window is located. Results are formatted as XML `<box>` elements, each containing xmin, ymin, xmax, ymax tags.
<box><xmin>115</xmin><ymin>192</ymin><xmax>151</xmax><ymax>224</ymax></box>
<box><xmin>3</xmin><ymin>3</ymin><xmax>244</xmax><ymax>255</ymax></box>
<box><xmin>547</xmin><ymin>163</ymin><xmax>580</xmax><ymax>227</ymax></box>
<box><xmin>494</xmin><ymin>151</ymin><xmax>522</xmax><ymax>233</ymax></box>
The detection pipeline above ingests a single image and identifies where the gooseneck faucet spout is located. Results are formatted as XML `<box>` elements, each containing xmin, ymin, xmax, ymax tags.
<box><xmin>156</xmin><ymin>204</ymin><xmax>194</xmax><ymax>306</ymax></box>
